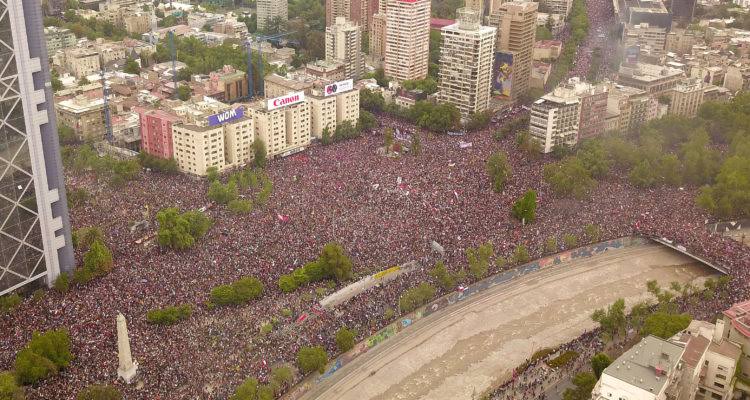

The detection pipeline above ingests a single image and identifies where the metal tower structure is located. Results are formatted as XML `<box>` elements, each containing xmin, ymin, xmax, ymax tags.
<box><xmin>246</xmin><ymin>31</ymin><xmax>294</xmax><ymax>98</ymax></box>
<box><xmin>169</xmin><ymin>30</ymin><xmax>178</xmax><ymax>100</ymax></box>
<box><xmin>100</xmin><ymin>69</ymin><xmax>113</xmax><ymax>143</ymax></box>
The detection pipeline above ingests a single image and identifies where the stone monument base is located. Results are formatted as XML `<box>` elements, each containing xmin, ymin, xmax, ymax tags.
<box><xmin>118</xmin><ymin>360</ymin><xmax>138</xmax><ymax>384</ymax></box>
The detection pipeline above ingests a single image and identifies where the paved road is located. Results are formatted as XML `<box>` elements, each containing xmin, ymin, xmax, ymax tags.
<box><xmin>299</xmin><ymin>244</ymin><xmax>714</xmax><ymax>400</ymax></box>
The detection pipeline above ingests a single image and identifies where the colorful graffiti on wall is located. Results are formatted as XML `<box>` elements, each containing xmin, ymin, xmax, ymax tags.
<box><xmin>285</xmin><ymin>237</ymin><xmax>644</xmax><ymax>399</ymax></box>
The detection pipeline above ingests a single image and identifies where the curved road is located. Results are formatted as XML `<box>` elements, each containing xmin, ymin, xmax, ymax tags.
<box><xmin>300</xmin><ymin>244</ymin><xmax>714</xmax><ymax>400</ymax></box>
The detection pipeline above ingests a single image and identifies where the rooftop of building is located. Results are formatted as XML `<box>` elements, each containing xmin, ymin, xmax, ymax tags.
<box><xmin>430</xmin><ymin>18</ymin><xmax>456</xmax><ymax>29</ymax></box>
<box><xmin>680</xmin><ymin>334</ymin><xmax>710</xmax><ymax>368</ymax></box>
<box><xmin>535</xmin><ymin>40</ymin><xmax>564</xmax><ymax>48</ymax></box>
<box><xmin>57</xmin><ymin>96</ymin><xmax>105</xmax><ymax>112</ymax></box>
<box><xmin>265</xmin><ymin>74</ymin><xmax>318</xmax><ymax>90</ymax></box>
<box><xmin>619</xmin><ymin>62</ymin><xmax>685</xmax><ymax>82</ymax></box>
<box><xmin>602</xmin><ymin>335</ymin><xmax>684</xmax><ymax>394</ymax></box>
<box><xmin>708</xmin><ymin>339</ymin><xmax>742</xmax><ymax>360</ymax></box>
<box><xmin>723</xmin><ymin>299</ymin><xmax>750</xmax><ymax>338</ymax></box>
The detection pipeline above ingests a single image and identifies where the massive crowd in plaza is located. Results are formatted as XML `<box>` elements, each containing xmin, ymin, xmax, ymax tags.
<box><xmin>3</xmin><ymin>3</ymin><xmax>750</xmax><ymax>400</ymax></box>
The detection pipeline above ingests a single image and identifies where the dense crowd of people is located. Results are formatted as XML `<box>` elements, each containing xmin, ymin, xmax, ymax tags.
<box><xmin>3</xmin><ymin>3</ymin><xmax>750</xmax><ymax>400</ymax></box>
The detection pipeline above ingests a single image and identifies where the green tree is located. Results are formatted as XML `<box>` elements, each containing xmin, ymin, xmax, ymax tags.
<box><xmin>82</xmin><ymin>239</ymin><xmax>113</xmax><ymax>277</ymax></box>
<box><xmin>177</xmin><ymin>84</ymin><xmax>191</xmax><ymax>101</ymax></box>
<box><xmin>0</xmin><ymin>371</ymin><xmax>24</xmax><ymax>400</ymax></box>
<box><xmin>335</xmin><ymin>327</ymin><xmax>357</xmax><ymax>353</ymax></box>
<box><xmin>384</xmin><ymin>127</ymin><xmax>394</xmax><ymax>151</ymax></box>
<box><xmin>512</xmin><ymin>190</ymin><xmax>537</xmax><ymax>224</ymax></box>
<box><xmin>14</xmin><ymin>349</ymin><xmax>57</xmax><ymax>385</ymax></box>
<box><xmin>208</xmin><ymin>180</ymin><xmax>238</xmax><ymax>204</ymax></box>
<box><xmin>157</xmin><ymin>207</ymin><xmax>211</xmax><ymax>250</ymax></box>
<box><xmin>0</xmin><ymin>294</ymin><xmax>21</xmax><ymax>315</ymax></box>
<box><xmin>297</xmin><ymin>346</ymin><xmax>328</xmax><ymax>375</ymax></box>
<box><xmin>430</xmin><ymin>261</ymin><xmax>462</xmax><ymax>290</ymax></box>
<box><xmin>358</xmin><ymin>110</ymin><xmax>377</xmax><ymax>132</ymax></box>
<box><xmin>318</xmin><ymin>243</ymin><xmax>353</xmax><ymax>282</ymax></box>
<box><xmin>270</xmin><ymin>365</ymin><xmax>294</xmax><ymax>393</ymax></box>
<box><xmin>641</xmin><ymin>312</ymin><xmax>692</xmax><ymax>339</ymax></box>
<box><xmin>253</xmin><ymin>138</ymin><xmax>267</xmax><ymax>169</ymax></box>
<box><xmin>123</xmin><ymin>58</ymin><xmax>140</xmax><ymax>74</ymax></box>
<box><xmin>231</xmin><ymin>377</ymin><xmax>260</xmax><ymax>400</ymax></box>
<box><xmin>399</xmin><ymin>283</ymin><xmax>436</xmax><ymax>313</ymax></box>
<box><xmin>321</xmin><ymin>126</ymin><xmax>332</xmax><ymax>145</ymax></box>
<box><xmin>629</xmin><ymin>159</ymin><xmax>659</xmax><ymax>188</ymax></box>
<box><xmin>697</xmin><ymin>155</ymin><xmax>750</xmax><ymax>218</ymax></box>
<box><xmin>146</xmin><ymin>304</ymin><xmax>192</xmax><ymax>325</ymax></box>
<box><xmin>591</xmin><ymin>298</ymin><xmax>626</xmax><ymax>340</ymax></box>
<box><xmin>591</xmin><ymin>352</ymin><xmax>612</xmax><ymax>379</ymax></box>
<box><xmin>77</xmin><ymin>385</ymin><xmax>121</xmax><ymax>400</ymax></box>
<box><xmin>467</xmin><ymin>242</ymin><xmax>494</xmax><ymax>279</ymax></box>
<box><xmin>411</xmin><ymin>134</ymin><xmax>422</xmax><ymax>155</ymax></box>
<box><xmin>206</xmin><ymin>166</ymin><xmax>219</xmax><ymax>182</ymax></box>
<box><xmin>544</xmin><ymin>156</ymin><xmax>597</xmax><ymax>199</ymax></box>
<box><xmin>544</xmin><ymin>237</ymin><xmax>558</xmax><ymax>253</ymax></box>
<box><xmin>577</xmin><ymin>140</ymin><xmax>612</xmax><ymax>178</ymax></box>
<box><xmin>465</xmin><ymin>111</ymin><xmax>492</xmax><ymax>132</ymax></box>
<box><xmin>486</xmin><ymin>152</ymin><xmax>512</xmax><ymax>193</ymax></box>
<box><xmin>562</xmin><ymin>372</ymin><xmax>597</xmax><ymax>400</ymax></box>
<box><xmin>228</xmin><ymin>199</ymin><xmax>253</xmax><ymax>214</ymax></box>
<box><xmin>360</xmin><ymin>88</ymin><xmax>385</xmax><ymax>112</ymax></box>
<box><xmin>512</xmin><ymin>244</ymin><xmax>530</xmax><ymax>264</ymax></box>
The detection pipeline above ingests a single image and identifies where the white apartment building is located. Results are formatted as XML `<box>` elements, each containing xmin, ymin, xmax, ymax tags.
<box><xmin>257</xmin><ymin>0</ymin><xmax>288</xmax><ymax>31</ymax></box>
<box><xmin>540</xmin><ymin>0</ymin><xmax>573</xmax><ymax>16</ymax></box>
<box><xmin>171</xmin><ymin>101</ymin><xmax>254</xmax><ymax>176</ymax></box>
<box><xmin>622</xmin><ymin>23</ymin><xmax>667</xmax><ymax>51</ymax></box>
<box><xmin>438</xmin><ymin>8</ymin><xmax>496</xmax><ymax>118</ymax></box>
<box><xmin>326</xmin><ymin>17</ymin><xmax>365</xmax><ymax>81</ymax></box>
<box><xmin>369</xmin><ymin>12</ymin><xmax>387</xmax><ymax>64</ymax></box>
<box><xmin>44</xmin><ymin>27</ymin><xmax>77</xmax><ymax>53</ymax></box>
<box><xmin>668</xmin><ymin>78</ymin><xmax>705</xmax><ymax>118</ymax></box>
<box><xmin>64</xmin><ymin>48</ymin><xmax>101</xmax><ymax>79</ymax></box>
<box><xmin>592</xmin><ymin>336</ymin><xmax>685</xmax><ymax>400</ymax></box>
<box><xmin>529</xmin><ymin>85</ymin><xmax>580</xmax><ymax>153</ymax></box>
<box><xmin>250</xmin><ymin>92</ymin><xmax>311</xmax><ymax>158</ymax></box>
<box><xmin>385</xmin><ymin>0</ymin><xmax>431</xmax><ymax>81</ymax></box>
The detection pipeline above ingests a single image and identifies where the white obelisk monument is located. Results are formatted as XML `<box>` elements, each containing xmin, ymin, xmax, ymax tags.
<box><xmin>117</xmin><ymin>312</ymin><xmax>138</xmax><ymax>383</ymax></box>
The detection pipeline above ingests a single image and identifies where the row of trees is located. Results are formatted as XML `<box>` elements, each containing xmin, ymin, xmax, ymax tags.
<box><xmin>548</xmin><ymin>0</ymin><xmax>590</xmax><ymax>86</ymax></box>
<box><xmin>63</xmin><ymin>145</ymin><xmax>141</xmax><ymax>187</ymax></box>
<box><xmin>359</xmin><ymin>89</ymin><xmax>462</xmax><ymax>133</ymax></box>
<box><xmin>277</xmin><ymin>243</ymin><xmax>354</xmax><ymax>293</ymax></box>
<box><xmin>548</xmin><ymin>94</ymin><xmax>750</xmax><ymax>217</ymax></box>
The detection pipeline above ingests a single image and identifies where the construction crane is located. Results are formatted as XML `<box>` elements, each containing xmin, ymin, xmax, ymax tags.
<box><xmin>245</xmin><ymin>31</ymin><xmax>294</xmax><ymax>99</ymax></box>
<box><xmin>100</xmin><ymin>69</ymin><xmax>113</xmax><ymax>144</ymax></box>
<box><xmin>169</xmin><ymin>30</ymin><xmax>178</xmax><ymax>100</ymax></box>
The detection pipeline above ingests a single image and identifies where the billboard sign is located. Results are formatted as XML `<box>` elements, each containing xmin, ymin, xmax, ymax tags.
<box><xmin>207</xmin><ymin>107</ymin><xmax>244</xmax><ymax>126</ymax></box>
<box><xmin>324</xmin><ymin>79</ymin><xmax>354</xmax><ymax>96</ymax></box>
<box><xmin>492</xmin><ymin>52</ymin><xmax>513</xmax><ymax>98</ymax></box>
<box><xmin>267</xmin><ymin>91</ymin><xmax>306</xmax><ymax>111</ymax></box>
<box><xmin>625</xmin><ymin>45</ymin><xmax>639</xmax><ymax>64</ymax></box>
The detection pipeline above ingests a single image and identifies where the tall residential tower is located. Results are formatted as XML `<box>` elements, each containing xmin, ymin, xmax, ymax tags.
<box><xmin>1</xmin><ymin>0</ymin><xmax>75</xmax><ymax>294</ymax></box>
<box><xmin>438</xmin><ymin>8</ymin><xmax>496</xmax><ymax>117</ymax></box>
<box><xmin>488</xmin><ymin>1</ymin><xmax>538</xmax><ymax>100</ymax></box>
<box><xmin>385</xmin><ymin>0</ymin><xmax>431</xmax><ymax>82</ymax></box>
<box><xmin>326</xmin><ymin>17</ymin><xmax>366</xmax><ymax>80</ymax></box>
<box><xmin>257</xmin><ymin>0</ymin><xmax>289</xmax><ymax>31</ymax></box>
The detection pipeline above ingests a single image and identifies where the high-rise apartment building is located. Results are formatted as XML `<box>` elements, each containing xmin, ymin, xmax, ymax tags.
<box><xmin>488</xmin><ymin>1</ymin><xmax>538</xmax><ymax>100</ymax></box>
<box><xmin>562</xmin><ymin>78</ymin><xmax>608</xmax><ymax>139</ymax></box>
<box><xmin>326</xmin><ymin>0</ymin><xmax>377</xmax><ymax>31</ymax></box>
<box><xmin>326</xmin><ymin>17</ymin><xmax>365</xmax><ymax>81</ymax></box>
<box><xmin>369</xmin><ymin>13</ymin><xmax>387</xmax><ymax>63</ymax></box>
<box><xmin>438</xmin><ymin>8</ymin><xmax>496</xmax><ymax>117</ymax></box>
<box><xmin>1</xmin><ymin>0</ymin><xmax>75</xmax><ymax>294</ymax></box>
<box><xmin>668</xmin><ymin>0</ymin><xmax>696</xmax><ymax>25</ymax></box>
<box><xmin>251</xmin><ymin>93</ymin><xmax>312</xmax><ymax>158</ymax></box>
<box><xmin>529</xmin><ymin>85</ymin><xmax>580</xmax><ymax>153</ymax></box>
<box><xmin>257</xmin><ymin>0</ymin><xmax>288</xmax><ymax>31</ymax></box>
<box><xmin>385</xmin><ymin>0</ymin><xmax>431</xmax><ymax>82</ymax></box>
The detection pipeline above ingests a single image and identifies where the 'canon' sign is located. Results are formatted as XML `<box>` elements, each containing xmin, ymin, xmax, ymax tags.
<box><xmin>267</xmin><ymin>92</ymin><xmax>306</xmax><ymax>111</ymax></box>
